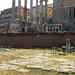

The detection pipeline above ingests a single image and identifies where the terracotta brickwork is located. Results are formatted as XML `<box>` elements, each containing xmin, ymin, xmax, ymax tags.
<box><xmin>0</xmin><ymin>32</ymin><xmax>75</xmax><ymax>48</ymax></box>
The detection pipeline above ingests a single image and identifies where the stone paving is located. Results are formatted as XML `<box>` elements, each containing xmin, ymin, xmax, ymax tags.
<box><xmin>0</xmin><ymin>49</ymin><xmax>75</xmax><ymax>74</ymax></box>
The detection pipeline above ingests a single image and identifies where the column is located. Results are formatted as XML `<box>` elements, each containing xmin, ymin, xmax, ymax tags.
<box><xmin>52</xmin><ymin>27</ymin><xmax>54</xmax><ymax>31</ymax></box>
<box><xmin>36</xmin><ymin>0</ymin><xmax>38</xmax><ymax>22</ymax></box>
<box><xmin>44</xmin><ymin>0</ymin><xmax>48</xmax><ymax>23</ymax></box>
<box><xmin>24</xmin><ymin>0</ymin><xmax>27</xmax><ymax>20</ymax></box>
<box><xmin>66</xmin><ymin>39</ymin><xmax>71</xmax><ymax>53</ymax></box>
<box><xmin>30</xmin><ymin>0</ymin><xmax>33</xmax><ymax>21</ymax></box>
<box><xmin>46</xmin><ymin>26</ymin><xmax>48</xmax><ymax>32</ymax></box>
<box><xmin>58</xmin><ymin>24</ymin><xmax>60</xmax><ymax>32</ymax></box>
<box><xmin>40</xmin><ymin>0</ymin><xmax>43</xmax><ymax>24</ymax></box>
<box><xmin>17</xmin><ymin>0</ymin><xmax>21</xmax><ymax>19</ymax></box>
<box><xmin>12</xmin><ymin>0</ymin><xmax>15</xmax><ymax>19</ymax></box>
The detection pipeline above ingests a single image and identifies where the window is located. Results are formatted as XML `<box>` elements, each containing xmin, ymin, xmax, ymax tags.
<box><xmin>50</xmin><ymin>13</ymin><xmax>51</xmax><ymax>16</ymax></box>
<box><xmin>74</xmin><ymin>8</ymin><xmax>75</xmax><ymax>18</ymax></box>
<box><xmin>9</xmin><ymin>11</ymin><xmax>11</xmax><ymax>13</ymax></box>
<box><xmin>70</xmin><ymin>8</ymin><xmax>71</xmax><ymax>19</ymax></box>
<box><xmin>28</xmin><ymin>12</ymin><xmax>29</xmax><ymax>15</ymax></box>
<box><xmin>15</xmin><ymin>10</ymin><xmax>17</xmax><ymax>12</ymax></box>
<box><xmin>58</xmin><ymin>0</ymin><xmax>61</xmax><ymax>3</ymax></box>
<box><xmin>43</xmin><ymin>12</ymin><xmax>44</xmax><ymax>14</ymax></box>
<box><xmin>68</xmin><ymin>0</ymin><xmax>71</xmax><ymax>2</ymax></box>
<box><xmin>50</xmin><ymin>9</ymin><xmax>51</xmax><ymax>11</ymax></box>
<box><xmin>22</xmin><ymin>28</ymin><xmax>25</xmax><ymax>32</ymax></box>
<box><xmin>38</xmin><ymin>17</ymin><xmax>39</xmax><ymax>20</ymax></box>
<box><xmin>63</xmin><ymin>0</ymin><xmax>66</xmax><ymax>2</ymax></box>
<box><xmin>15</xmin><ymin>15</ymin><xmax>17</xmax><ymax>18</ymax></box>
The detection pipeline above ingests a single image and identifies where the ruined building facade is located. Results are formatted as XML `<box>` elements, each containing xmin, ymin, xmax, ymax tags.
<box><xmin>0</xmin><ymin>0</ymin><xmax>64</xmax><ymax>33</ymax></box>
<box><xmin>53</xmin><ymin>0</ymin><xmax>75</xmax><ymax>31</ymax></box>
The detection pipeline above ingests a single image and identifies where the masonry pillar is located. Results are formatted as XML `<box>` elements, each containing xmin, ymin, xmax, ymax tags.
<box><xmin>17</xmin><ymin>0</ymin><xmax>21</xmax><ymax>19</ymax></box>
<box><xmin>30</xmin><ymin>0</ymin><xmax>33</xmax><ymax>21</ymax></box>
<box><xmin>40</xmin><ymin>0</ymin><xmax>43</xmax><ymax>32</ymax></box>
<box><xmin>40</xmin><ymin>0</ymin><xmax>43</xmax><ymax>24</ymax></box>
<box><xmin>46</xmin><ymin>26</ymin><xmax>48</xmax><ymax>32</ymax></box>
<box><xmin>36</xmin><ymin>0</ymin><xmax>38</xmax><ymax>22</ymax></box>
<box><xmin>52</xmin><ymin>27</ymin><xmax>54</xmax><ymax>31</ymax></box>
<box><xmin>12</xmin><ymin>0</ymin><xmax>15</xmax><ymax>19</ymax></box>
<box><xmin>24</xmin><ymin>0</ymin><xmax>27</xmax><ymax>20</ymax></box>
<box><xmin>44</xmin><ymin>0</ymin><xmax>48</xmax><ymax>23</ymax></box>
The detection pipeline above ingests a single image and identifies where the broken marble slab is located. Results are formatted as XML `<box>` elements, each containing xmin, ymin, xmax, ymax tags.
<box><xmin>13</xmin><ymin>62</ymin><xmax>32</xmax><ymax>66</ymax></box>
<box><xmin>0</xmin><ymin>64</ymin><xmax>19</xmax><ymax>70</ymax></box>
<box><xmin>41</xmin><ymin>67</ymin><xmax>52</xmax><ymax>71</ymax></box>
<box><xmin>27</xmin><ymin>65</ymin><xmax>44</xmax><ymax>69</ymax></box>
<box><xmin>17</xmin><ymin>69</ymin><xmax>30</xmax><ymax>72</ymax></box>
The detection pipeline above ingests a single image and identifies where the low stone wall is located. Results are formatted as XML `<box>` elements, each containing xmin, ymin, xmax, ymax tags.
<box><xmin>0</xmin><ymin>32</ymin><xmax>75</xmax><ymax>48</ymax></box>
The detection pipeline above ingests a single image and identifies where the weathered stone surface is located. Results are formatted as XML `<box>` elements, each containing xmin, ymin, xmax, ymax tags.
<box><xmin>0</xmin><ymin>64</ymin><xmax>19</xmax><ymax>70</ymax></box>
<box><xmin>27</xmin><ymin>65</ymin><xmax>44</xmax><ymax>69</ymax></box>
<box><xmin>17</xmin><ymin>69</ymin><xmax>30</xmax><ymax>72</ymax></box>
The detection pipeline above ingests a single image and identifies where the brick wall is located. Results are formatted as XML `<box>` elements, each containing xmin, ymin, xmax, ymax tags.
<box><xmin>0</xmin><ymin>32</ymin><xmax>75</xmax><ymax>48</ymax></box>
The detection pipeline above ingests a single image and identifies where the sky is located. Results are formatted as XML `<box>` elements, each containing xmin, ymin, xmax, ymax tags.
<box><xmin>0</xmin><ymin>0</ymin><xmax>53</xmax><ymax>11</ymax></box>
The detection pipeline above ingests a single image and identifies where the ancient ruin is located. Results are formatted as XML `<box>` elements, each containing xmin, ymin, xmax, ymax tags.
<box><xmin>7</xmin><ymin>0</ymin><xmax>64</xmax><ymax>33</ymax></box>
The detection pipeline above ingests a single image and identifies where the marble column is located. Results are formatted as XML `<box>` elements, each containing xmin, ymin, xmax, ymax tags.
<box><xmin>36</xmin><ymin>0</ymin><xmax>38</xmax><ymax>22</ymax></box>
<box><xmin>12</xmin><ymin>0</ymin><xmax>15</xmax><ymax>19</ymax></box>
<box><xmin>46</xmin><ymin>26</ymin><xmax>48</xmax><ymax>32</ymax></box>
<box><xmin>40</xmin><ymin>0</ymin><xmax>43</xmax><ymax>24</ymax></box>
<box><xmin>17</xmin><ymin>0</ymin><xmax>21</xmax><ymax>19</ymax></box>
<box><xmin>52</xmin><ymin>27</ymin><xmax>54</xmax><ymax>31</ymax></box>
<box><xmin>44</xmin><ymin>0</ymin><xmax>48</xmax><ymax>23</ymax></box>
<box><xmin>24</xmin><ymin>0</ymin><xmax>27</xmax><ymax>20</ymax></box>
<box><xmin>30</xmin><ymin>0</ymin><xmax>33</xmax><ymax>21</ymax></box>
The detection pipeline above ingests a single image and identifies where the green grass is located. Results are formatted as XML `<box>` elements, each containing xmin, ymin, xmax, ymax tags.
<box><xmin>47</xmin><ymin>55</ymin><xmax>75</xmax><ymax>60</ymax></box>
<box><xmin>0</xmin><ymin>61</ymin><xmax>2</xmax><ymax>64</ymax></box>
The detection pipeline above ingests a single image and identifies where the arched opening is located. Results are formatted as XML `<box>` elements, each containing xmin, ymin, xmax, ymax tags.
<box><xmin>22</xmin><ymin>28</ymin><xmax>25</xmax><ymax>32</ymax></box>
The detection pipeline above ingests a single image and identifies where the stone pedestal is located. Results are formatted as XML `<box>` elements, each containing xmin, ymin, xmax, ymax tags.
<box><xmin>8</xmin><ymin>20</ymin><xmax>21</xmax><ymax>33</ymax></box>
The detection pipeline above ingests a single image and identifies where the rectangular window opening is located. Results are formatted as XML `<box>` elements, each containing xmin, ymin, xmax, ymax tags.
<box><xmin>74</xmin><ymin>8</ymin><xmax>75</xmax><ymax>18</ymax></box>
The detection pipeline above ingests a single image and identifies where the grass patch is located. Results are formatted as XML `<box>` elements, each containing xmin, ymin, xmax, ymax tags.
<box><xmin>48</xmin><ymin>55</ymin><xmax>75</xmax><ymax>60</ymax></box>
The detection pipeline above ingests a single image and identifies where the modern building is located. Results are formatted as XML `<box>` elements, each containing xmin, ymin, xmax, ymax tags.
<box><xmin>53</xmin><ymin>0</ymin><xmax>75</xmax><ymax>31</ymax></box>
<box><xmin>33</xmin><ymin>4</ymin><xmax>53</xmax><ymax>24</ymax></box>
<box><xmin>0</xmin><ymin>7</ymin><xmax>30</xmax><ymax>24</ymax></box>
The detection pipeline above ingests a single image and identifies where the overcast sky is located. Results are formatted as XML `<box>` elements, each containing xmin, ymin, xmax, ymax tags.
<box><xmin>0</xmin><ymin>0</ymin><xmax>53</xmax><ymax>11</ymax></box>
